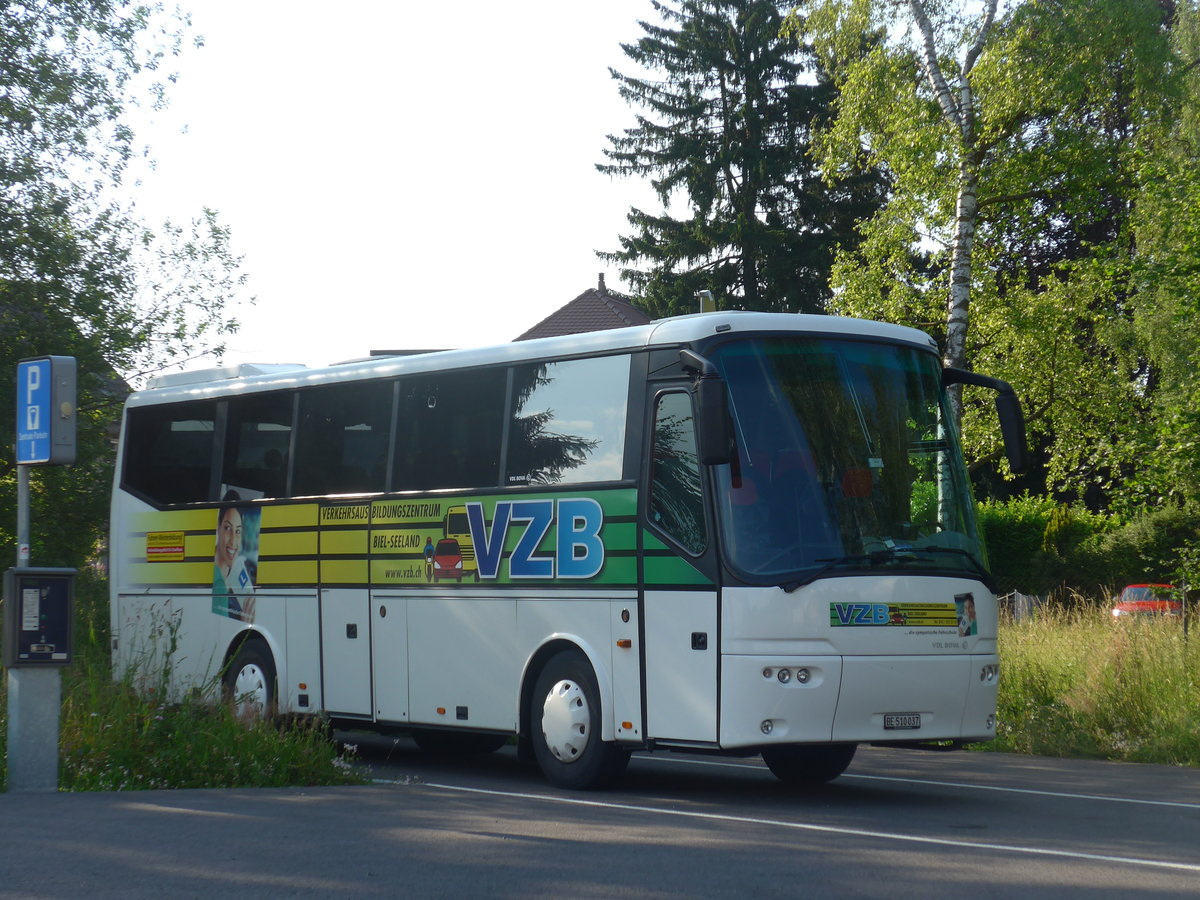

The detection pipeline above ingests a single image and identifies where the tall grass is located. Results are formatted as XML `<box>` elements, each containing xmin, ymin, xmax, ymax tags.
<box><xmin>0</xmin><ymin>576</ymin><xmax>364</xmax><ymax>791</ymax></box>
<box><xmin>990</xmin><ymin>605</ymin><xmax>1200</xmax><ymax>765</ymax></box>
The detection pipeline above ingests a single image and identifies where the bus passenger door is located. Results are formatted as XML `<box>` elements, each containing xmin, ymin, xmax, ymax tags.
<box><xmin>643</xmin><ymin>389</ymin><xmax>719</xmax><ymax>744</ymax></box>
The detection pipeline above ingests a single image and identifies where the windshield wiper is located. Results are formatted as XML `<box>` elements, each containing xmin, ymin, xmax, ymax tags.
<box><xmin>780</xmin><ymin>550</ymin><xmax>899</xmax><ymax>593</ymax></box>
<box><xmin>910</xmin><ymin>545</ymin><xmax>990</xmax><ymax>581</ymax></box>
<box><xmin>779</xmin><ymin>545</ymin><xmax>988</xmax><ymax>593</ymax></box>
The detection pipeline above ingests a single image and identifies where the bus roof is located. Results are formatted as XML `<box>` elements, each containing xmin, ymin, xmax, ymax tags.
<box><xmin>132</xmin><ymin>312</ymin><xmax>937</xmax><ymax>407</ymax></box>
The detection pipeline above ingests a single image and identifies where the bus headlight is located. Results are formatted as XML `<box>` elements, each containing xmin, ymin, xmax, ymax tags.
<box><xmin>765</xmin><ymin>666</ymin><xmax>812</xmax><ymax>684</ymax></box>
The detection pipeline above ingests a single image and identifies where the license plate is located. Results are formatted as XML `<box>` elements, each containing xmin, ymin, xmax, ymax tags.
<box><xmin>884</xmin><ymin>713</ymin><xmax>921</xmax><ymax>730</ymax></box>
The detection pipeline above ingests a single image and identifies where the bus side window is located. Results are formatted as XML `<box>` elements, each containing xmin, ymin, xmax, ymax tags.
<box><xmin>223</xmin><ymin>392</ymin><xmax>295</xmax><ymax>499</ymax></box>
<box><xmin>393</xmin><ymin>370</ymin><xmax>505</xmax><ymax>492</ymax></box>
<box><xmin>293</xmin><ymin>381</ymin><xmax>392</xmax><ymax>495</ymax></box>
<box><xmin>122</xmin><ymin>400</ymin><xmax>219</xmax><ymax>505</ymax></box>
<box><xmin>507</xmin><ymin>355</ymin><xmax>630</xmax><ymax>486</ymax></box>
<box><xmin>649</xmin><ymin>391</ymin><xmax>706</xmax><ymax>555</ymax></box>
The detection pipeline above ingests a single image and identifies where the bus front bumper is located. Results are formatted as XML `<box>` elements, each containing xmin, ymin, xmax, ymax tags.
<box><xmin>719</xmin><ymin>653</ymin><xmax>999</xmax><ymax>749</ymax></box>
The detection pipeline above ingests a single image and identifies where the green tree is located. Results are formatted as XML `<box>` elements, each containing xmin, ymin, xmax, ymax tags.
<box><xmin>599</xmin><ymin>0</ymin><xmax>885</xmax><ymax>317</ymax></box>
<box><xmin>1120</xmin><ymin>0</ymin><xmax>1200</xmax><ymax>506</ymax></box>
<box><xmin>802</xmin><ymin>0</ymin><xmax>1189</xmax><ymax>501</ymax></box>
<box><xmin>1</xmin><ymin>1</ymin><xmax>246</xmax><ymax>566</ymax></box>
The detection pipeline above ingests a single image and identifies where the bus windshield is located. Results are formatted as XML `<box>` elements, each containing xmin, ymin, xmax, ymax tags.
<box><xmin>710</xmin><ymin>336</ymin><xmax>984</xmax><ymax>585</ymax></box>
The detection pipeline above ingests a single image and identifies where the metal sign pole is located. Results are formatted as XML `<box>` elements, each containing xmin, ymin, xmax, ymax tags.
<box><xmin>7</xmin><ymin>356</ymin><xmax>77</xmax><ymax>792</ymax></box>
<box><xmin>7</xmin><ymin>471</ymin><xmax>65</xmax><ymax>792</ymax></box>
<box><xmin>17</xmin><ymin>465</ymin><xmax>30</xmax><ymax>566</ymax></box>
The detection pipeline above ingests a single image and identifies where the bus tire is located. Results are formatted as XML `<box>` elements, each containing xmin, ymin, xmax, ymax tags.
<box><xmin>531</xmin><ymin>650</ymin><xmax>630</xmax><ymax>790</ymax></box>
<box><xmin>223</xmin><ymin>638</ymin><xmax>277</xmax><ymax>721</ymax></box>
<box><xmin>761</xmin><ymin>743</ymin><xmax>857</xmax><ymax>784</ymax></box>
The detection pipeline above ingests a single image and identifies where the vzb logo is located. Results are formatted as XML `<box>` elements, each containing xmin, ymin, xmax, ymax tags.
<box><xmin>467</xmin><ymin>498</ymin><xmax>605</xmax><ymax>580</ymax></box>
<box><xmin>831</xmin><ymin>603</ymin><xmax>891</xmax><ymax>626</ymax></box>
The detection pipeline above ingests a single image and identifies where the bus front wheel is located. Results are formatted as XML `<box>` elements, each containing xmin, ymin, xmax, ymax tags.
<box><xmin>761</xmin><ymin>743</ymin><xmax>857</xmax><ymax>784</ymax></box>
<box><xmin>531</xmin><ymin>650</ymin><xmax>629</xmax><ymax>790</ymax></box>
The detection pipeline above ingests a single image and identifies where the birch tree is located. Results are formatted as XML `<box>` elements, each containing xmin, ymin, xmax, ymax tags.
<box><xmin>799</xmin><ymin>0</ymin><xmax>1188</xmax><ymax>501</ymax></box>
<box><xmin>799</xmin><ymin>0</ymin><xmax>996</xmax><ymax>424</ymax></box>
<box><xmin>907</xmin><ymin>0</ymin><xmax>992</xmax><ymax>422</ymax></box>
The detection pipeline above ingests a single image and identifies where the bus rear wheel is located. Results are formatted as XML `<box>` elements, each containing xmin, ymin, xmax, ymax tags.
<box><xmin>531</xmin><ymin>650</ymin><xmax>629</xmax><ymax>790</ymax></box>
<box><xmin>761</xmin><ymin>743</ymin><xmax>857</xmax><ymax>784</ymax></box>
<box><xmin>223</xmin><ymin>639</ymin><xmax>277</xmax><ymax>721</ymax></box>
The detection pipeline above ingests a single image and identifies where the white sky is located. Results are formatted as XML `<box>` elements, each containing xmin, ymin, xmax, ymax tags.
<box><xmin>127</xmin><ymin>0</ymin><xmax>663</xmax><ymax>371</ymax></box>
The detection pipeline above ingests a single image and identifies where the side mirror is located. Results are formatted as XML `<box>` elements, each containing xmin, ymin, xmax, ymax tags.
<box><xmin>680</xmin><ymin>349</ymin><xmax>732</xmax><ymax>465</ymax></box>
<box><xmin>994</xmin><ymin>392</ymin><xmax>1029</xmax><ymax>475</ymax></box>
<box><xmin>944</xmin><ymin>368</ymin><xmax>1029</xmax><ymax>474</ymax></box>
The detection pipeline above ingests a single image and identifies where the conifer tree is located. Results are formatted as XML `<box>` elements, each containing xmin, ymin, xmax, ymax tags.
<box><xmin>599</xmin><ymin>0</ymin><xmax>884</xmax><ymax>317</ymax></box>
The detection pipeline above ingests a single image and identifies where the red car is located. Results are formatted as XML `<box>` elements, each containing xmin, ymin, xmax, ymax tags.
<box><xmin>432</xmin><ymin>538</ymin><xmax>465</xmax><ymax>582</ymax></box>
<box><xmin>1111</xmin><ymin>584</ymin><xmax>1182</xmax><ymax>618</ymax></box>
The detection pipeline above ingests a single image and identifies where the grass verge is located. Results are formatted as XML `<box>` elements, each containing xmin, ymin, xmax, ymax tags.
<box><xmin>0</xmin><ymin>577</ymin><xmax>364</xmax><ymax>792</ymax></box>
<box><xmin>1</xmin><ymin>651</ymin><xmax>365</xmax><ymax>792</ymax></box>
<box><xmin>987</xmin><ymin>605</ymin><xmax>1200</xmax><ymax>766</ymax></box>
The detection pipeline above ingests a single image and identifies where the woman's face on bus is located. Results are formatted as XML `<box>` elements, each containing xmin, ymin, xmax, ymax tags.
<box><xmin>217</xmin><ymin>507</ymin><xmax>243</xmax><ymax>570</ymax></box>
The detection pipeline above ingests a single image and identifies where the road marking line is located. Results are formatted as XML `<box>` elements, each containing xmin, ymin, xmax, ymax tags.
<box><xmin>846</xmin><ymin>773</ymin><xmax>1200</xmax><ymax>810</ymax></box>
<box><xmin>635</xmin><ymin>755</ymin><xmax>1200</xmax><ymax>810</ymax></box>
<box><xmin>423</xmin><ymin>781</ymin><xmax>1200</xmax><ymax>874</ymax></box>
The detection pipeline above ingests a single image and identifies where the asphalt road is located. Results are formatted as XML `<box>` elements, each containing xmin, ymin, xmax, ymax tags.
<box><xmin>1</xmin><ymin>741</ymin><xmax>1197</xmax><ymax>898</ymax></box>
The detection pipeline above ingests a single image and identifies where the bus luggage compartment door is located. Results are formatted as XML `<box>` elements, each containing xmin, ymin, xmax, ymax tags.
<box><xmin>371</xmin><ymin>591</ymin><xmax>408</xmax><ymax>723</ymax></box>
<box><xmin>319</xmin><ymin>588</ymin><xmax>373</xmax><ymax>717</ymax></box>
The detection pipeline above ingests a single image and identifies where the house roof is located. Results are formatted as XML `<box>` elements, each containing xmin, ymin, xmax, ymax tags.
<box><xmin>513</xmin><ymin>274</ymin><xmax>651</xmax><ymax>341</ymax></box>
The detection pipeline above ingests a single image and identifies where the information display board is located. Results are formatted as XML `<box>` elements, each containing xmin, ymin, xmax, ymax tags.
<box><xmin>2</xmin><ymin>568</ymin><xmax>75</xmax><ymax>667</ymax></box>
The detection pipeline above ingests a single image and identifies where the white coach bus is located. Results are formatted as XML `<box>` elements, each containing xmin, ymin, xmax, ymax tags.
<box><xmin>109</xmin><ymin>311</ymin><xmax>1025</xmax><ymax>789</ymax></box>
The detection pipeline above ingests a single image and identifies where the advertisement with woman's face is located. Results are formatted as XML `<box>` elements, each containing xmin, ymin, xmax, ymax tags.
<box><xmin>212</xmin><ymin>500</ymin><xmax>260</xmax><ymax>622</ymax></box>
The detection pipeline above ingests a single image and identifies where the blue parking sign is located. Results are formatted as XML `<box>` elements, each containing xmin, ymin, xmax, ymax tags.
<box><xmin>16</xmin><ymin>357</ymin><xmax>76</xmax><ymax>465</ymax></box>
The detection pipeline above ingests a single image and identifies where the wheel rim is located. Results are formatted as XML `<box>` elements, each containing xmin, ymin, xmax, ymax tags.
<box><xmin>232</xmin><ymin>662</ymin><xmax>268</xmax><ymax>717</ymax></box>
<box><xmin>541</xmin><ymin>677</ymin><xmax>590</xmax><ymax>763</ymax></box>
